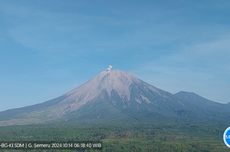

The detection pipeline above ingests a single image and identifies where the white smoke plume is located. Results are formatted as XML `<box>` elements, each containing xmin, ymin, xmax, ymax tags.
<box><xmin>106</xmin><ymin>65</ymin><xmax>112</xmax><ymax>72</ymax></box>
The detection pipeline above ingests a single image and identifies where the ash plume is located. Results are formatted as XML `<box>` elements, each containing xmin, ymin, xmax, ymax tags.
<box><xmin>106</xmin><ymin>65</ymin><xmax>112</xmax><ymax>72</ymax></box>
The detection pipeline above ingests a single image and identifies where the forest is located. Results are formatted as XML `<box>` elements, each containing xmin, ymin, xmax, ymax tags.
<box><xmin>0</xmin><ymin>115</ymin><xmax>229</xmax><ymax>152</ymax></box>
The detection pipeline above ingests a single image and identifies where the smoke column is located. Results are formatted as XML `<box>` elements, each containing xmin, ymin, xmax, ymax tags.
<box><xmin>106</xmin><ymin>65</ymin><xmax>112</xmax><ymax>72</ymax></box>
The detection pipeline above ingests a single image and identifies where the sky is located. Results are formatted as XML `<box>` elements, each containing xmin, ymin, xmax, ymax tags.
<box><xmin>0</xmin><ymin>0</ymin><xmax>230</xmax><ymax>112</ymax></box>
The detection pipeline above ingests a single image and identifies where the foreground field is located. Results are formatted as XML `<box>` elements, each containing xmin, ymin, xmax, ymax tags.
<box><xmin>0</xmin><ymin>117</ymin><xmax>229</xmax><ymax>152</ymax></box>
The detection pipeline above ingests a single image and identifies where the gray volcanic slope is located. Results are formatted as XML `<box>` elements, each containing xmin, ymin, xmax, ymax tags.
<box><xmin>0</xmin><ymin>69</ymin><xmax>229</xmax><ymax>125</ymax></box>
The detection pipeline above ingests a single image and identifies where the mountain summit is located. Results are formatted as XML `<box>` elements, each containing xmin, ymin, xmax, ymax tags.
<box><xmin>63</xmin><ymin>69</ymin><xmax>141</xmax><ymax>112</ymax></box>
<box><xmin>0</xmin><ymin>68</ymin><xmax>229</xmax><ymax>125</ymax></box>
<box><xmin>42</xmin><ymin>68</ymin><xmax>179</xmax><ymax>118</ymax></box>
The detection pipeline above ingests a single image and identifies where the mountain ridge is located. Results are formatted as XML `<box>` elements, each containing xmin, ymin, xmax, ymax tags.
<box><xmin>0</xmin><ymin>69</ymin><xmax>229</xmax><ymax>126</ymax></box>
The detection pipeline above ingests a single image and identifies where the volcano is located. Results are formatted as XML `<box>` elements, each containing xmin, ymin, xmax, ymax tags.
<box><xmin>0</xmin><ymin>68</ymin><xmax>229</xmax><ymax>125</ymax></box>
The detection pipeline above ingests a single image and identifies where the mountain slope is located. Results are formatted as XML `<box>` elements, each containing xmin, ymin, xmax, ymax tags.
<box><xmin>174</xmin><ymin>91</ymin><xmax>222</xmax><ymax>107</ymax></box>
<box><xmin>0</xmin><ymin>69</ymin><xmax>229</xmax><ymax>125</ymax></box>
<box><xmin>174</xmin><ymin>91</ymin><xmax>230</xmax><ymax>119</ymax></box>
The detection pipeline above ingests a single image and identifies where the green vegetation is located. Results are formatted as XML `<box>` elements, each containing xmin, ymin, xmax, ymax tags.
<box><xmin>0</xmin><ymin>117</ymin><xmax>229</xmax><ymax>152</ymax></box>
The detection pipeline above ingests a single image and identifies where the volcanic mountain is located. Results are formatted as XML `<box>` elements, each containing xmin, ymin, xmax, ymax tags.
<box><xmin>0</xmin><ymin>69</ymin><xmax>229</xmax><ymax>125</ymax></box>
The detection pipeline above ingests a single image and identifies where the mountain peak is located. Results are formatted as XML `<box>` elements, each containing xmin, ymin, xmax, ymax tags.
<box><xmin>1</xmin><ymin>69</ymin><xmax>228</xmax><ymax>126</ymax></box>
<box><xmin>103</xmin><ymin>69</ymin><xmax>140</xmax><ymax>83</ymax></box>
<box><xmin>56</xmin><ymin>69</ymin><xmax>141</xmax><ymax>114</ymax></box>
<box><xmin>174</xmin><ymin>91</ymin><xmax>220</xmax><ymax>106</ymax></box>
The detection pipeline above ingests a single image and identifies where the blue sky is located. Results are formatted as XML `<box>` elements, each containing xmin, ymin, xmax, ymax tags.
<box><xmin>1</xmin><ymin>0</ymin><xmax>230</xmax><ymax>112</ymax></box>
